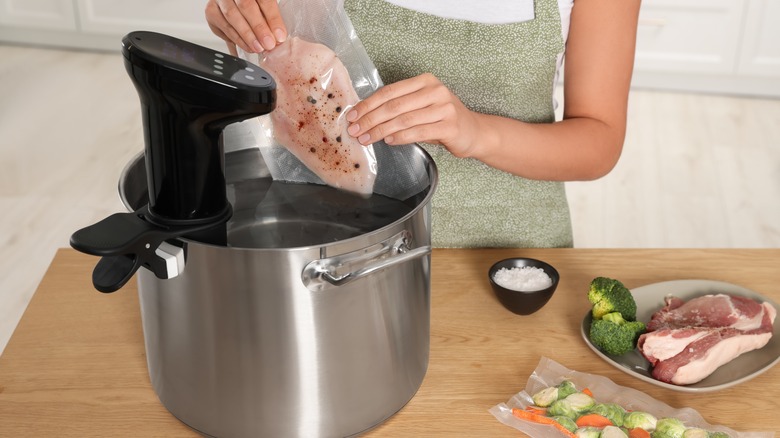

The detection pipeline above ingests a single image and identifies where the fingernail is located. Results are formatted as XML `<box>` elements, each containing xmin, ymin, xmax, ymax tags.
<box><xmin>274</xmin><ymin>29</ymin><xmax>287</xmax><ymax>43</ymax></box>
<box><xmin>347</xmin><ymin>124</ymin><xmax>360</xmax><ymax>136</ymax></box>
<box><xmin>347</xmin><ymin>110</ymin><xmax>357</xmax><ymax>122</ymax></box>
<box><xmin>358</xmin><ymin>133</ymin><xmax>370</xmax><ymax>144</ymax></box>
<box><xmin>385</xmin><ymin>135</ymin><xmax>394</xmax><ymax>144</ymax></box>
<box><xmin>262</xmin><ymin>36</ymin><xmax>276</xmax><ymax>51</ymax></box>
<box><xmin>252</xmin><ymin>40</ymin><xmax>263</xmax><ymax>53</ymax></box>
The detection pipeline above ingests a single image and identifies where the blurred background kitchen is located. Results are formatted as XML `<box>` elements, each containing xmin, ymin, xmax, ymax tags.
<box><xmin>1</xmin><ymin>0</ymin><xmax>778</xmax><ymax>355</ymax></box>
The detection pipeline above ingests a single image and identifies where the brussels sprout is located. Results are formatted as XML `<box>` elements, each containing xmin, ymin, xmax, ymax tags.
<box><xmin>588</xmin><ymin>403</ymin><xmax>627</xmax><ymax>427</ymax></box>
<box><xmin>548</xmin><ymin>399</ymin><xmax>577</xmax><ymax>419</ymax></box>
<box><xmin>624</xmin><ymin>411</ymin><xmax>658</xmax><ymax>431</ymax></box>
<box><xmin>552</xmin><ymin>415</ymin><xmax>578</xmax><ymax>433</ymax></box>
<box><xmin>602</xmin><ymin>425</ymin><xmax>629</xmax><ymax>438</ymax></box>
<box><xmin>557</xmin><ymin>380</ymin><xmax>578</xmax><ymax>399</ymax></box>
<box><xmin>576</xmin><ymin>427</ymin><xmax>603</xmax><ymax>438</ymax></box>
<box><xmin>531</xmin><ymin>386</ymin><xmax>559</xmax><ymax>407</ymax></box>
<box><xmin>531</xmin><ymin>380</ymin><xmax>580</xmax><ymax>407</ymax></box>
<box><xmin>708</xmin><ymin>432</ymin><xmax>732</xmax><ymax>438</ymax></box>
<box><xmin>682</xmin><ymin>429</ymin><xmax>709</xmax><ymax>438</ymax></box>
<box><xmin>652</xmin><ymin>418</ymin><xmax>687</xmax><ymax>438</ymax></box>
<box><xmin>567</xmin><ymin>392</ymin><xmax>596</xmax><ymax>413</ymax></box>
<box><xmin>549</xmin><ymin>393</ymin><xmax>596</xmax><ymax>419</ymax></box>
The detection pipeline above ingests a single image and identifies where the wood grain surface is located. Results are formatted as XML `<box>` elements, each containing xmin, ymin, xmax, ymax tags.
<box><xmin>1</xmin><ymin>248</ymin><xmax>777</xmax><ymax>437</ymax></box>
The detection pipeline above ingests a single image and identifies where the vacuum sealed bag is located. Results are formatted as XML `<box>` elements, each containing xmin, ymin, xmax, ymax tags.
<box><xmin>234</xmin><ymin>0</ymin><xmax>428</xmax><ymax>200</ymax></box>
<box><xmin>490</xmin><ymin>357</ymin><xmax>773</xmax><ymax>438</ymax></box>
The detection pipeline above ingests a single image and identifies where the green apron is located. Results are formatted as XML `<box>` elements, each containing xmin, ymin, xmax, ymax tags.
<box><xmin>344</xmin><ymin>0</ymin><xmax>573</xmax><ymax>248</ymax></box>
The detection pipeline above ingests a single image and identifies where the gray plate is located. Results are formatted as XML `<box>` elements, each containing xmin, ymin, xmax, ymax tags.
<box><xmin>581</xmin><ymin>279</ymin><xmax>780</xmax><ymax>393</ymax></box>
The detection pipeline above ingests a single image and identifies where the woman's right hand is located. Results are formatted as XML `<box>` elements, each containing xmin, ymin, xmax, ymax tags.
<box><xmin>205</xmin><ymin>0</ymin><xmax>287</xmax><ymax>56</ymax></box>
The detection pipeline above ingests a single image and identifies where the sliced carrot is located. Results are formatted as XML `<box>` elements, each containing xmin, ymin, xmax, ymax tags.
<box><xmin>511</xmin><ymin>408</ymin><xmax>577</xmax><ymax>438</ymax></box>
<box><xmin>628</xmin><ymin>428</ymin><xmax>652</xmax><ymax>438</ymax></box>
<box><xmin>575</xmin><ymin>413</ymin><xmax>614</xmax><ymax>428</ymax></box>
<box><xmin>512</xmin><ymin>407</ymin><xmax>556</xmax><ymax>424</ymax></box>
<box><xmin>582</xmin><ymin>387</ymin><xmax>594</xmax><ymax>397</ymax></box>
<box><xmin>524</xmin><ymin>406</ymin><xmax>547</xmax><ymax>415</ymax></box>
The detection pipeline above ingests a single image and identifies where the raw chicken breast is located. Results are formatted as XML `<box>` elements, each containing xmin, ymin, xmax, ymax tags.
<box><xmin>261</xmin><ymin>37</ymin><xmax>377</xmax><ymax>196</ymax></box>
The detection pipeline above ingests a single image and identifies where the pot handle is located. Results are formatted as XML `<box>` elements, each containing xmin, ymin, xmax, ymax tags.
<box><xmin>302</xmin><ymin>231</ymin><xmax>431</xmax><ymax>291</ymax></box>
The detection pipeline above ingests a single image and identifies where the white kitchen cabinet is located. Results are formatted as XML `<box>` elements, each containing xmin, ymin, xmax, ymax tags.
<box><xmin>737</xmin><ymin>0</ymin><xmax>780</xmax><ymax>77</ymax></box>
<box><xmin>0</xmin><ymin>0</ymin><xmax>76</xmax><ymax>31</ymax></box>
<box><xmin>0</xmin><ymin>0</ymin><xmax>221</xmax><ymax>51</ymax></box>
<box><xmin>634</xmin><ymin>0</ymin><xmax>743</xmax><ymax>74</ymax></box>
<box><xmin>75</xmin><ymin>0</ymin><xmax>216</xmax><ymax>45</ymax></box>
<box><xmin>630</xmin><ymin>0</ymin><xmax>780</xmax><ymax>96</ymax></box>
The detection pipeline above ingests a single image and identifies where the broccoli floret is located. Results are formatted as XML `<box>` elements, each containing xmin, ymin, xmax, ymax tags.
<box><xmin>589</xmin><ymin>312</ymin><xmax>646</xmax><ymax>356</ymax></box>
<box><xmin>588</xmin><ymin>277</ymin><xmax>638</xmax><ymax>321</ymax></box>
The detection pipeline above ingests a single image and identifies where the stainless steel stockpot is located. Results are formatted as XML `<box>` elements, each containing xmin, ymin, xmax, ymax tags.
<box><xmin>119</xmin><ymin>146</ymin><xmax>437</xmax><ymax>437</ymax></box>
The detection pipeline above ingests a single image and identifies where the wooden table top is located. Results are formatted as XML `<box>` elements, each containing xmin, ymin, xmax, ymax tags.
<box><xmin>1</xmin><ymin>248</ymin><xmax>778</xmax><ymax>437</ymax></box>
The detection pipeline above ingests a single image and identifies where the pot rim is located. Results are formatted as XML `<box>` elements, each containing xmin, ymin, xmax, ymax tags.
<box><xmin>118</xmin><ymin>145</ymin><xmax>438</xmax><ymax>252</ymax></box>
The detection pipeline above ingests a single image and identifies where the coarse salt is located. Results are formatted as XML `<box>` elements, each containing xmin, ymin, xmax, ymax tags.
<box><xmin>493</xmin><ymin>266</ymin><xmax>552</xmax><ymax>292</ymax></box>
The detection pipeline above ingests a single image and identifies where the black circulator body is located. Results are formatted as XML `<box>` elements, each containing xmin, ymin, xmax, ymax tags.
<box><xmin>122</xmin><ymin>30</ymin><xmax>276</xmax><ymax>225</ymax></box>
<box><xmin>70</xmin><ymin>31</ymin><xmax>276</xmax><ymax>292</ymax></box>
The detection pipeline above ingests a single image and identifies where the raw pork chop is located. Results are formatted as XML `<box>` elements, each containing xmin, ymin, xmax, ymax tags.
<box><xmin>638</xmin><ymin>294</ymin><xmax>776</xmax><ymax>385</ymax></box>
<box><xmin>261</xmin><ymin>37</ymin><xmax>376</xmax><ymax>196</ymax></box>
<box><xmin>646</xmin><ymin>294</ymin><xmax>769</xmax><ymax>331</ymax></box>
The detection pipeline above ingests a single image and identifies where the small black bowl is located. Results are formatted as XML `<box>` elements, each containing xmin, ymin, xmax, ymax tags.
<box><xmin>488</xmin><ymin>258</ymin><xmax>560</xmax><ymax>315</ymax></box>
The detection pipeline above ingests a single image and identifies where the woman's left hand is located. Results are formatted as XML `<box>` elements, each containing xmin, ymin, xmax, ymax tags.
<box><xmin>345</xmin><ymin>73</ymin><xmax>481</xmax><ymax>157</ymax></box>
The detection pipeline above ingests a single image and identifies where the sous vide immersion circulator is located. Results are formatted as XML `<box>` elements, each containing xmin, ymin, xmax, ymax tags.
<box><xmin>70</xmin><ymin>31</ymin><xmax>276</xmax><ymax>292</ymax></box>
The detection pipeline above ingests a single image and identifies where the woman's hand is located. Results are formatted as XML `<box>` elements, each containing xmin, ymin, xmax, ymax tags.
<box><xmin>204</xmin><ymin>0</ymin><xmax>287</xmax><ymax>55</ymax></box>
<box><xmin>346</xmin><ymin>73</ymin><xmax>483</xmax><ymax>158</ymax></box>
<box><xmin>344</xmin><ymin>0</ymin><xmax>641</xmax><ymax>182</ymax></box>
